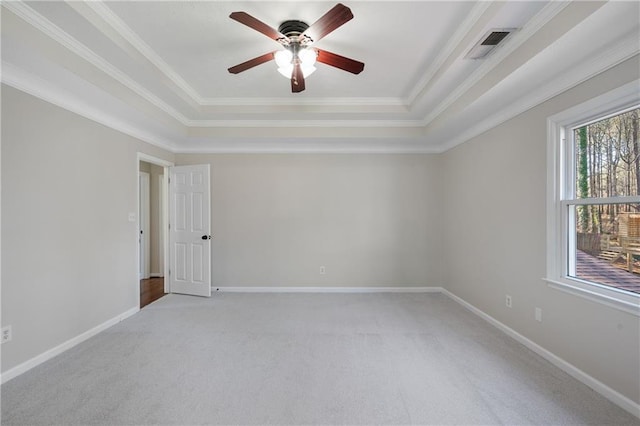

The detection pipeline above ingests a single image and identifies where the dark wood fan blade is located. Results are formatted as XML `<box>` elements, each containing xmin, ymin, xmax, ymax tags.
<box><xmin>291</xmin><ymin>62</ymin><xmax>305</xmax><ymax>93</ymax></box>
<box><xmin>316</xmin><ymin>49</ymin><xmax>364</xmax><ymax>74</ymax></box>
<box><xmin>229</xmin><ymin>12</ymin><xmax>287</xmax><ymax>42</ymax></box>
<box><xmin>301</xmin><ymin>3</ymin><xmax>353</xmax><ymax>43</ymax></box>
<box><xmin>228</xmin><ymin>51</ymin><xmax>276</xmax><ymax>74</ymax></box>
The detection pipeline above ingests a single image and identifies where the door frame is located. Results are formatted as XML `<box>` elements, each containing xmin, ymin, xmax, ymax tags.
<box><xmin>139</xmin><ymin>171</ymin><xmax>150</xmax><ymax>279</ymax></box>
<box><xmin>136</xmin><ymin>153</ymin><xmax>174</xmax><ymax>306</ymax></box>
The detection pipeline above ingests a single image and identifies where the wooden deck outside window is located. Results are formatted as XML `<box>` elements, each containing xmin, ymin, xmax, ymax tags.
<box><xmin>619</xmin><ymin>213</ymin><xmax>640</xmax><ymax>272</ymax></box>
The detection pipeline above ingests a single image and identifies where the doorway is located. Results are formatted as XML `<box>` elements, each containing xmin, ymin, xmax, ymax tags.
<box><xmin>137</xmin><ymin>154</ymin><xmax>173</xmax><ymax>308</ymax></box>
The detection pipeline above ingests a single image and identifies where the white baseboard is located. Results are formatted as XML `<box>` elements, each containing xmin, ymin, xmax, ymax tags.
<box><xmin>150</xmin><ymin>273</ymin><xmax>164</xmax><ymax>278</ymax></box>
<box><xmin>0</xmin><ymin>306</ymin><xmax>139</xmax><ymax>384</ymax></box>
<box><xmin>213</xmin><ymin>286</ymin><xmax>443</xmax><ymax>293</ymax></box>
<box><xmin>440</xmin><ymin>289</ymin><xmax>640</xmax><ymax>419</ymax></box>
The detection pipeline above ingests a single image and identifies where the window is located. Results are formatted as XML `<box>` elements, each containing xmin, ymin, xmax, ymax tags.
<box><xmin>547</xmin><ymin>82</ymin><xmax>640</xmax><ymax>315</ymax></box>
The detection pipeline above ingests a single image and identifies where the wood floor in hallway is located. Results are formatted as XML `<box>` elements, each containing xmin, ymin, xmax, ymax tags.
<box><xmin>140</xmin><ymin>277</ymin><xmax>165</xmax><ymax>308</ymax></box>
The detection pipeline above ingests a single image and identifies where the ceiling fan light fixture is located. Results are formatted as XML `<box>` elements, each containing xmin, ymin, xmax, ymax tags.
<box><xmin>277</xmin><ymin>63</ymin><xmax>316</xmax><ymax>79</ymax></box>
<box><xmin>298</xmin><ymin>48</ymin><xmax>317</xmax><ymax>66</ymax></box>
<box><xmin>302</xmin><ymin>65</ymin><xmax>316</xmax><ymax>78</ymax></box>
<box><xmin>275</xmin><ymin>47</ymin><xmax>317</xmax><ymax>79</ymax></box>
<box><xmin>228</xmin><ymin>4</ymin><xmax>363</xmax><ymax>93</ymax></box>
<box><xmin>274</xmin><ymin>49</ymin><xmax>293</xmax><ymax>68</ymax></box>
<box><xmin>277</xmin><ymin>65</ymin><xmax>293</xmax><ymax>78</ymax></box>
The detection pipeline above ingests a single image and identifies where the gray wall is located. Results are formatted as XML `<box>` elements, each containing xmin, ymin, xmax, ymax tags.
<box><xmin>175</xmin><ymin>154</ymin><xmax>444</xmax><ymax>288</ymax></box>
<box><xmin>442</xmin><ymin>56</ymin><xmax>640</xmax><ymax>403</ymax></box>
<box><xmin>1</xmin><ymin>85</ymin><xmax>173</xmax><ymax>373</ymax></box>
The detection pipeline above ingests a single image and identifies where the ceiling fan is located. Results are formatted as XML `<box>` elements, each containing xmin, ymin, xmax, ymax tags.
<box><xmin>227</xmin><ymin>3</ymin><xmax>365</xmax><ymax>93</ymax></box>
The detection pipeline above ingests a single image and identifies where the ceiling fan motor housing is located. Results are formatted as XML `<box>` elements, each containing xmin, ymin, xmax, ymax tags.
<box><xmin>278</xmin><ymin>20</ymin><xmax>310</xmax><ymax>39</ymax></box>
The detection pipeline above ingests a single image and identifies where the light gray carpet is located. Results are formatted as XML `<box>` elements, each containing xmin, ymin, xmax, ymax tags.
<box><xmin>1</xmin><ymin>292</ymin><xmax>638</xmax><ymax>425</ymax></box>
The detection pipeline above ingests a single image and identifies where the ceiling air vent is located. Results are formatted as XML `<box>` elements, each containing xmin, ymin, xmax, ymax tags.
<box><xmin>465</xmin><ymin>28</ymin><xmax>516</xmax><ymax>60</ymax></box>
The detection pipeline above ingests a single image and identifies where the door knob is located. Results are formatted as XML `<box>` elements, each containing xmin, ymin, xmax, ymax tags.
<box><xmin>201</xmin><ymin>235</ymin><xmax>212</xmax><ymax>240</ymax></box>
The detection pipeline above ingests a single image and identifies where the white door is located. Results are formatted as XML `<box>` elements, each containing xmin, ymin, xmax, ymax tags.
<box><xmin>169</xmin><ymin>165</ymin><xmax>211</xmax><ymax>297</ymax></box>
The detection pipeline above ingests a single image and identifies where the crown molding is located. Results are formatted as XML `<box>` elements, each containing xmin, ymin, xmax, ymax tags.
<box><xmin>1</xmin><ymin>61</ymin><xmax>180</xmax><ymax>153</ymax></box>
<box><xmin>84</xmin><ymin>1</ymin><xmax>409</xmax><ymax>110</ymax></box>
<box><xmin>2</xmin><ymin>1</ymin><xmax>191</xmax><ymax>126</ymax></box>
<box><xmin>405</xmin><ymin>1</ymin><xmax>493</xmax><ymax>106</ymax></box>
<box><xmin>436</xmin><ymin>37</ymin><xmax>640</xmax><ymax>153</ymax></box>
<box><xmin>174</xmin><ymin>138</ymin><xmax>442</xmax><ymax>155</ymax></box>
<box><xmin>3</xmin><ymin>0</ymin><xmax>635</xmax><ymax>156</ymax></box>
<box><xmin>420</xmin><ymin>0</ymin><xmax>571</xmax><ymax>126</ymax></box>
<box><xmin>185</xmin><ymin>118</ymin><xmax>426</xmax><ymax>128</ymax></box>
<box><xmin>80</xmin><ymin>1</ymin><xmax>203</xmax><ymax>106</ymax></box>
<box><xmin>198</xmin><ymin>96</ymin><xmax>406</xmax><ymax>107</ymax></box>
<box><xmin>1</xmin><ymin>61</ymin><xmax>435</xmax><ymax>154</ymax></box>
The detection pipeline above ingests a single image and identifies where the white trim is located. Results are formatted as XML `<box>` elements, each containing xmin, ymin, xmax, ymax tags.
<box><xmin>174</xmin><ymin>145</ymin><xmax>441</xmax><ymax>155</ymax></box>
<box><xmin>200</xmin><ymin>97</ymin><xmax>405</xmax><ymax>108</ymax></box>
<box><xmin>136</xmin><ymin>153</ymin><xmax>174</xmax><ymax>297</ymax></box>
<box><xmin>173</xmin><ymin>137</ymin><xmax>440</xmax><ymax>155</ymax></box>
<box><xmin>150</xmin><ymin>273</ymin><xmax>164</xmax><ymax>278</ymax></box>
<box><xmin>545</xmin><ymin>81</ymin><xmax>640</xmax><ymax>316</ymax></box>
<box><xmin>213</xmin><ymin>286</ymin><xmax>442</xmax><ymax>293</ymax></box>
<box><xmin>437</xmin><ymin>35</ymin><xmax>640</xmax><ymax>153</ymax></box>
<box><xmin>421</xmin><ymin>1</ymin><xmax>570</xmax><ymax>127</ymax></box>
<box><xmin>548</xmin><ymin>80</ymin><xmax>640</xmax><ymax>129</ymax></box>
<box><xmin>546</xmin><ymin>107</ymin><xmax>564</xmax><ymax>282</ymax></box>
<box><xmin>139</xmin><ymin>171</ymin><xmax>151</xmax><ymax>280</ymax></box>
<box><xmin>563</xmin><ymin>196</ymin><xmax>640</xmax><ymax>206</ymax></box>
<box><xmin>406</xmin><ymin>1</ymin><xmax>492</xmax><ymax>105</ymax></box>
<box><xmin>2</xmin><ymin>62</ymin><xmax>180</xmax><ymax>153</ymax></box>
<box><xmin>157</xmin><ymin>174</ymin><xmax>165</xmax><ymax>278</ymax></box>
<box><xmin>2</xmin><ymin>1</ymin><xmax>190</xmax><ymax>126</ymax></box>
<box><xmin>184</xmin><ymin>119</ymin><xmax>427</xmax><ymax>128</ymax></box>
<box><xmin>0</xmin><ymin>307</ymin><xmax>139</xmax><ymax>384</ymax></box>
<box><xmin>544</xmin><ymin>278</ymin><xmax>640</xmax><ymax>317</ymax></box>
<box><xmin>79</xmin><ymin>1</ymin><xmax>202</xmax><ymax>107</ymax></box>
<box><xmin>440</xmin><ymin>289</ymin><xmax>640</xmax><ymax>419</ymax></box>
<box><xmin>2</xmin><ymin>62</ymin><xmax>435</xmax><ymax>154</ymax></box>
<box><xmin>137</xmin><ymin>153</ymin><xmax>174</xmax><ymax>168</ymax></box>
<box><xmin>162</xmin><ymin>170</ymin><xmax>170</xmax><ymax>293</ymax></box>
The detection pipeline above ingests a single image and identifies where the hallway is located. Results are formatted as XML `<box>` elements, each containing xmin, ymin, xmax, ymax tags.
<box><xmin>140</xmin><ymin>277</ymin><xmax>165</xmax><ymax>308</ymax></box>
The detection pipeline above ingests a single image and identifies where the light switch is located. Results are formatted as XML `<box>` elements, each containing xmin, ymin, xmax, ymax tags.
<box><xmin>128</xmin><ymin>212</ymin><xmax>136</xmax><ymax>222</ymax></box>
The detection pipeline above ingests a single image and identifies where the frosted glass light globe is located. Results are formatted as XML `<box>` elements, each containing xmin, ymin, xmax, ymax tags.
<box><xmin>298</xmin><ymin>48</ymin><xmax>317</xmax><ymax>66</ymax></box>
<box><xmin>274</xmin><ymin>50</ymin><xmax>293</xmax><ymax>68</ymax></box>
<box><xmin>278</xmin><ymin>65</ymin><xmax>293</xmax><ymax>78</ymax></box>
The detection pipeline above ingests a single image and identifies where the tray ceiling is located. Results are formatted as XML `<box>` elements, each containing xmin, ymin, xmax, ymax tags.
<box><xmin>2</xmin><ymin>1</ymin><xmax>639</xmax><ymax>153</ymax></box>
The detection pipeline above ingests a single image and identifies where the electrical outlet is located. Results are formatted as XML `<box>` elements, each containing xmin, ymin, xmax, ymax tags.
<box><xmin>319</xmin><ymin>266</ymin><xmax>326</xmax><ymax>275</ymax></box>
<box><xmin>535</xmin><ymin>307</ymin><xmax>542</xmax><ymax>322</ymax></box>
<box><xmin>505</xmin><ymin>295</ymin><xmax>512</xmax><ymax>308</ymax></box>
<box><xmin>1</xmin><ymin>326</ymin><xmax>12</xmax><ymax>344</ymax></box>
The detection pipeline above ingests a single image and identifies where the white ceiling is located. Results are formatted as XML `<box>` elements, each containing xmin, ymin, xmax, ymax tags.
<box><xmin>1</xmin><ymin>1</ymin><xmax>639</xmax><ymax>153</ymax></box>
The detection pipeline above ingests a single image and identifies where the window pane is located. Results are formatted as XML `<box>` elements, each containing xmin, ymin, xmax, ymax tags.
<box><xmin>574</xmin><ymin>108</ymin><xmax>640</xmax><ymax>198</ymax></box>
<box><xmin>573</xmin><ymin>203</ymin><xmax>640</xmax><ymax>294</ymax></box>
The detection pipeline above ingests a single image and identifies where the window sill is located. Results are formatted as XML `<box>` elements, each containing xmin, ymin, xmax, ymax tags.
<box><xmin>543</xmin><ymin>278</ymin><xmax>640</xmax><ymax>317</ymax></box>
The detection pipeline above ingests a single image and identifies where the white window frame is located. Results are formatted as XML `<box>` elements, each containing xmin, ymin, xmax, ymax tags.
<box><xmin>546</xmin><ymin>81</ymin><xmax>640</xmax><ymax>316</ymax></box>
